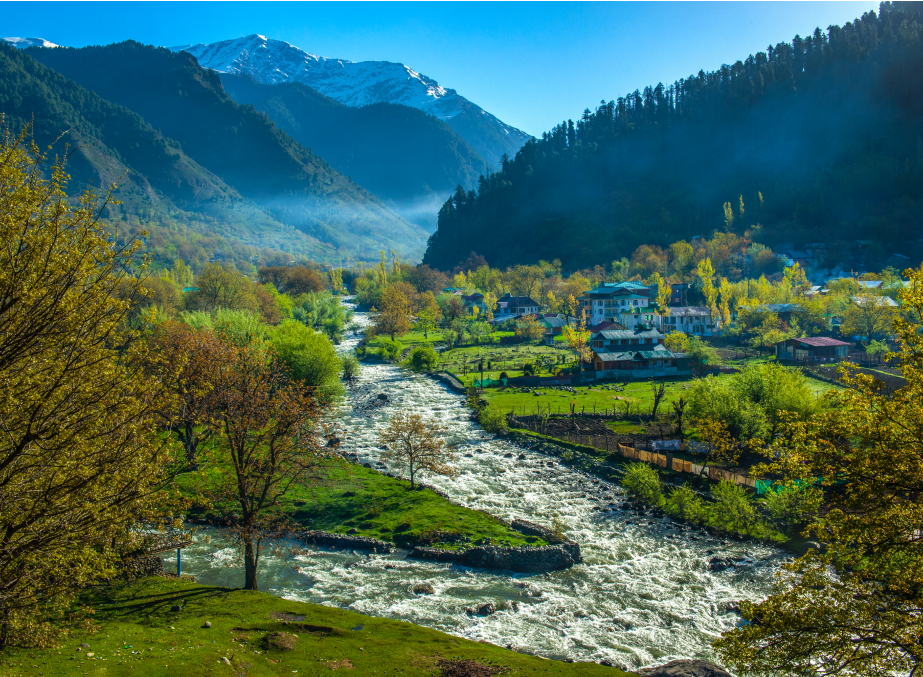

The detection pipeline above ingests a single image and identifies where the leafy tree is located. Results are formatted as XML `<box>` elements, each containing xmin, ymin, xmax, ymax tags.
<box><xmin>0</xmin><ymin>129</ymin><xmax>173</xmax><ymax>646</ymax></box>
<box><xmin>864</xmin><ymin>338</ymin><xmax>890</xmax><ymax>364</ymax></box>
<box><xmin>377</xmin><ymin>337</ymin><xmax>404</xmax><ymax>362</ymax></box>
<box><xmin>841</xmin><ymin>295</ymin><xmax>897</xmax><ymax>341</ymax></box>
<box><xmin>710</xmin><ymin>481</ymin><xmax>760</xmax><ymax>535</ymax></box>
<box><xmin>561</xmin><ymin>316</ymin><xmax>592</xmax><ymax>366</ymax></box>
<box><xmin>293</xmin><ymin>291</ymin><xmax>353</xmax><ymax>342</ymax></box>
<box><xmin>684</xmin><ymin>335</ymin><xmax>720</xmax><ymax>375</ymax></box>
<box><xmin>405</xmin><ymin>345</ymin><xmax>439</xmax><ymax>372</ymax></box>
<box><xmin>763</xmin><ymin>484</ymin><xmax>822</xmax><ymax>531</ymax></box>
<box><xmin>621</xmin><ymin>463</ymin><xmax>663</xmax><ymax>505</ymax></box>
<box><xmin>515</xmin><ymin>315</ymin><xmax>544</xmax><ymax>341</ymax></box>
<box><xmin>652</xmin><ymin>272</ymin><xmax>671</xmax><ymax>319</ymax></box>
<box><xmin>340</xmin><ymin>353</ymin><xmax>360</xmax><ymax>384</ymax></box>
<box><xmin>378</xmin><ymin>411</ymin><xmax>456</xmax><ymax>490</ymax></box>
<box><xmin>147</xmin><ymin>322</ymin><xmax>234</xmax><ymax>469</ymax></box>
<box><xmin>664</xmin><ymin>331</ymin><xmax>690</xmax><ymax>353</ymax></box>
<box><xmin>267</xmin><ymin>321</ymin><xmax>343</xmax><ymax>399</ymax></box>
<box><xmin>413</xmin><ymin>291</ymin><xmax>441</xmax><ymax>338</ymax></box>
<box><xmin>373</xmin><ymin>285</ymin><xmax>413</xmax><ymax>340</ymax></box>
<box><xmin>715</xmin><ymin>266</ymin><xmax>923</xmax><ymax>676</ymax></box>
<box><xmin>185</xmin><ymin>263</ymin><xmax>256</xmax><ymax>312</ymax></box>
<box><xmin>696</xmin><ymin>258</ymin><xmax>718</xmax><ymax>320</ymax></box>
<box><xmin>665</xmin><ymin>485</ymin><xmax>704</xmax><ymax>522</ymax></box>
<box><xmin>478</xmin><ymin>403</ymin><xmax>509</xmax><ymax>434</ymax></box>
<box><xmin>205</xmin><ymin>338</ymin><xmax>324</xmax><ymax>591</ymax></box>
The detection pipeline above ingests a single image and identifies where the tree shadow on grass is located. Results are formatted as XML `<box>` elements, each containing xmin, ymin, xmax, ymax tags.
<box><xmin>91</xmin><ymin>585</ymin><xmax>235</xmax><ymax>622</ymax></box>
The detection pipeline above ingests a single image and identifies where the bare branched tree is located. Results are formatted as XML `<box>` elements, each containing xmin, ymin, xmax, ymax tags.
<box><xmin>378</xmin><ymin>411</ymin><xmax>455</xmax><ymax>490</ymax></box>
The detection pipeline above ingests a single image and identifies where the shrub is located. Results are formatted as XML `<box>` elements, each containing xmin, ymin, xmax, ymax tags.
<box><xmin>341</xmin><ymin>353</ymin><xmax>360</xmax><ymax>382</ymax></box>
<box><xmin>764</xmin><ymin>484</ymin><xmax>822</xmax><ymax>531</ymax></box>
<box><xmin>522</xmin><ymin>361</ymin><xmax>536</xmax><ymax>376</ymax></box>
<box><xmin>621</xmin><ymin>462</ymin><xmax>662</xmax><ymax>505</ymax></box>
<box><xmin>479</xmin><ymin>403</ymin><xmax>509</xmax><ymax>434</ymax></box>
<box><xmin>405</xmin><ymin>344</ymin><xmax>439</xmax><ymax>372</ymax></box>
<box><xmin>664</xmin><ymin>485</ymin><xmax>705</xmax><ymax>522</ymax></box>
<box><xmin>499</xmin><ymin>371</ymin><xmax>509</xmax><ymax>380</ymax></box>
<box><xmin>378</xmin><ymin>337</ymin><xmax>403</xmax><ymax>361</ymax></box>
<box><xmin>711</xmin><ymin>481</ymin><xmax>761</xmax><ymax>535</ymax></box>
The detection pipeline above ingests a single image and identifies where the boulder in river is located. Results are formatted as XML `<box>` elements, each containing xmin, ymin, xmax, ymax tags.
<box><xmin>638</xmin><ymin>659</ymin><xmax>733</xmax><ymax>677</ymax></box>
<box><xmin>477</xmin><ymin>602</ymin><xmax>496</xmax><ymax>616</ymax></box>
<box><xmin>708</xmin><ymin>557</ymin><xmax>735</xmax><ymax>572</ymax></box>
<box><xmin>412</xmin><ymin>583</ymin><xmax>435</xmax><ymax>595</ymax></box>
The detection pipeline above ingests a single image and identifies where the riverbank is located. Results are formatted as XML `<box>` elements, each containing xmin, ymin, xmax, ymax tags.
<box><xmin>502</xmin><ymin>426</ymin><xmax>811</xmax><ymax>553</ymax></box>
<box><xmin>1</xmin><ymin>577</ymin><xmax>633</xmax><ymax>676</ymax></box>
<box><xmin>184</xmin><ymin>458</ymin><xmax>546</xmax><ymax>551</ymax></box>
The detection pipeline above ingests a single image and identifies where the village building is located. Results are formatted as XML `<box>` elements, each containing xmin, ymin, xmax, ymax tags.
<box><xmin>461</xmin><ymin>292</ymin><xmax>488</xmax><ymax>315</ymax></box>
<box><xmin>536</xmin><ymin>313</ymin><xmax>569</xmax><ymax>345</ymax></box>
<box><xmin>588</xmin><ymin>326</ymin><xmax>690</xmax><ymax>378</ymax></box>
<box><xmin>661</xmin><ymin>306</ymin><xmax>719</xmax><ymax>336</ymax></box>
<box><xmin>774</xmin><ymin>336</ymin><xmax>851</xmax><ymax>363</ymax></box>
<box><xmin>579</xmin><ymin>282</ymin><xmax>661</xmax><ymax>330</ymax></box>
<box><xmin>494</xmin><ymin>293</ymin><xmax>539</xmax><ymax>319</ymax></box>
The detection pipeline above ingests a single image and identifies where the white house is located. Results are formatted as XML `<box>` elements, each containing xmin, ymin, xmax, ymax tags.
<box><xmin>661</xmin><ymin>306</ymin><xmax>719</xmax><ymax>336</ymax></box>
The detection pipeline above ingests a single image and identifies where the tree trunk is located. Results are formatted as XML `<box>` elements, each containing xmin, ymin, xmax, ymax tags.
<box><xmin>244</xmin><ymin>537</ymin><xmax>258</xmax><ymax>590</ymax></box>
<box><xmin>184</xmin><ymin>422</ymin><xmax>199</xmax><ymax>470</ymax></box>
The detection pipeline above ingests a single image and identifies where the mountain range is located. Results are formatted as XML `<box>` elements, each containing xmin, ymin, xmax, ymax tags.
<box><xmin>219</xmin><ymin>72</ymin><xmax>487</xmax><ymax>229</ymax></box>
<box><xmin>171</xmin><ymin>34</ymin><xmax>530</xmax><ymax>168</ymax></box>
<box><xmin>2</xmin><ymin>39</ymin><xmax>431</xmax><ymax>265</ymax></box>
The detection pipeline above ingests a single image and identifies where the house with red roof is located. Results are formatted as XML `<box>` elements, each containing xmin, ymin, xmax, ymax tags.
<box><xmin>774</xmin><ymin>336</ymin><xmax>851</xmax><ymax>363</ymax></box>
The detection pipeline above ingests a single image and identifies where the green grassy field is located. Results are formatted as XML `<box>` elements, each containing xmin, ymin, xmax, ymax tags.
<box><xmin>482</xmin><ymin>378</ymin><xmax>693</xmax><ymax>417</ymax></box>
<box><xmin>181</xmin><ymin>459</ymin><xmax>539</xmax><ymax>548</ymax></box>
<box><xmin>366</xmin><ymin>330</ymin><xmax>446</xmax><ymax>348</ymax></box>
<box><xmin>438</xmin><ymin>343</ymin><xmax>572</xmax><ymax>385</ymax></box>
<box><xmin>1</xmin><ymin>577</ymin><xmax>632</xmax><ymax>676</ymax></box>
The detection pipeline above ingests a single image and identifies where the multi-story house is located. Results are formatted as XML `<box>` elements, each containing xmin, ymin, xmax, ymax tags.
<box><xmin>661</xmin><ymin>306</ymin><xmax>720</xmax><ymax>336</ymax></box>
<box><xmin>579</xmin><ymin>282</ymin><xmax>661</xmax><ymax>330</ymax></box>
<box><xmin>494</xmin><ymin>293</ymin><xmax>539</xmax><ymax>318</ymax></box>
<box><xmin>588</xmin><ymin>326</ymin><xmax>689</xmax><ymax>378</ymax></box>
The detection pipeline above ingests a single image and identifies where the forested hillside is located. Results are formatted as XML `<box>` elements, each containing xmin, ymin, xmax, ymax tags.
<box><xmin>220</xmin><ymin>73</ymin><xmax>487</xmax><ymax>230</ymax></box>
<box><xmin>0</xmin><ymin>41</ymin><xmax>334</xmax><ymax>268</ymax></box>
<box><xmin>424</xmin><ymin>2</ymin><xmax>923</xmax><ymax>271</ymax></box>
<box><xmin>27</xmin><ymin>41</ymin><xmax>428</xmax><ymax>261</ymax></box>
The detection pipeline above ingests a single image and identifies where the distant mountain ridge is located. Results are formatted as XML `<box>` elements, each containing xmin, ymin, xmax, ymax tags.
<box><xmin>171</xmin><ymin>34</ymin><xmax>531</xmax><ymax>166</ymax></box>
<box><xmin>25</xmin><ymin>41</ymin><xmax>429</xmax><ymax>262</ymax></box>
<box><xmin>220</xmin><ymin>73</ymin><xmax>488</xmax><ymax>230</ymax></box>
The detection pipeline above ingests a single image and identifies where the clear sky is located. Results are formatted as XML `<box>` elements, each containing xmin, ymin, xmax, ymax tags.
<box><xmin>3</xmin><ymin>1</ymin><xmax>881</xmax><ymax>137</ymax></box>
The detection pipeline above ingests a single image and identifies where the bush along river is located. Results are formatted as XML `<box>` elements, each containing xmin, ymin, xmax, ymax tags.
<box><xmin>164</xmin><ymin>302</ymin><xmax>786</xmax><ymax>672</ymax></box>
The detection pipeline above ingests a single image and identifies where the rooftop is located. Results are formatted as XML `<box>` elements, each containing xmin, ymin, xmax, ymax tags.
<box><xmin>785</xmin><ymin>337</ymin><xmax>851</xmax><ymax>347</ymax></box>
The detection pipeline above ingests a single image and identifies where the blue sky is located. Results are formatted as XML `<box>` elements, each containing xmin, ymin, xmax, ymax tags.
<box><xmin>4</xmin><ymin>1</ymin><xmax>880</xmax><ymax>136</ymax></box>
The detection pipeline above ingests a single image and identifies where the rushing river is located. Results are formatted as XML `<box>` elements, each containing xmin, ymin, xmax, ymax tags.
<box><xmin>164</xmin><ymin>301</ymin><xmax>785</xmax><ymax>670</ymax></box>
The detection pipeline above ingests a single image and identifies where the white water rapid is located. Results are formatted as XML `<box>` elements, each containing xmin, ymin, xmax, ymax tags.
<box><xmin>165</xmin><ymin>301</ymin><xmax>785</xmax><ymax>671</ymax></box>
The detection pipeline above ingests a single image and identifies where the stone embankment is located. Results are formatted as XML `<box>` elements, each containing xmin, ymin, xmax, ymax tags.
<box><xmin>296</xmin><ymin>530</ymin><xmax>395</xmax><ymax>554</ymax></box>
<box><xmin>408</xmin><ymin>540</ymin><xmax>581</xmax><ymax>573</ymax></box>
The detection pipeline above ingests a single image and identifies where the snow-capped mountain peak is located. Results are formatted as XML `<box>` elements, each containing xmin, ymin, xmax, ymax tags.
<box><xmin>169</xmin><ymin>34</ymin><xmax>531</xmax><ymax>166</ymax></box>
<box><xmin>2</xmin><ymin>37</ymin><xmax>60</xmax><ymax>49</ymax></box>
<box><xmin>171</xmin><ymin>34</ymin><xmax>456</xmax><ymax>114</ymax></box>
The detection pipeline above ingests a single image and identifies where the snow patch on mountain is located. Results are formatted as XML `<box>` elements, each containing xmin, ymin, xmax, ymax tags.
<box><xmin>170</xmin><ymin>34</ymin><xmax>528</xmax><ymax>157</ymax></box>
<box><xmin>3</xmin><ymin>37</ymin><xmax>60</xmax><ymax>49</ymax></box>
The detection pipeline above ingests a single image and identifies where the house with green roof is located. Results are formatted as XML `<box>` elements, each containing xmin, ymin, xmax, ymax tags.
<box><xmin>588</xmin><ymin>325</ymin><xmax>691</xmax><ymax>379</ymax></box>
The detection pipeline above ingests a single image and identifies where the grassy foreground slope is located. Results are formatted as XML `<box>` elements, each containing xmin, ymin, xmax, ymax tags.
<box><xmin>2</xmin><ymin>578</ymin><xmax>632</xmax><ymax>676</ymax></box>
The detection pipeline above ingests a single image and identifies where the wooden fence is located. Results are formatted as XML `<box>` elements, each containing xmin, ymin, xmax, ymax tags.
<box><xmin>615</xmin><ymin>443</ymin><xmax>755</xmax><ymax>488</ymax></box>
